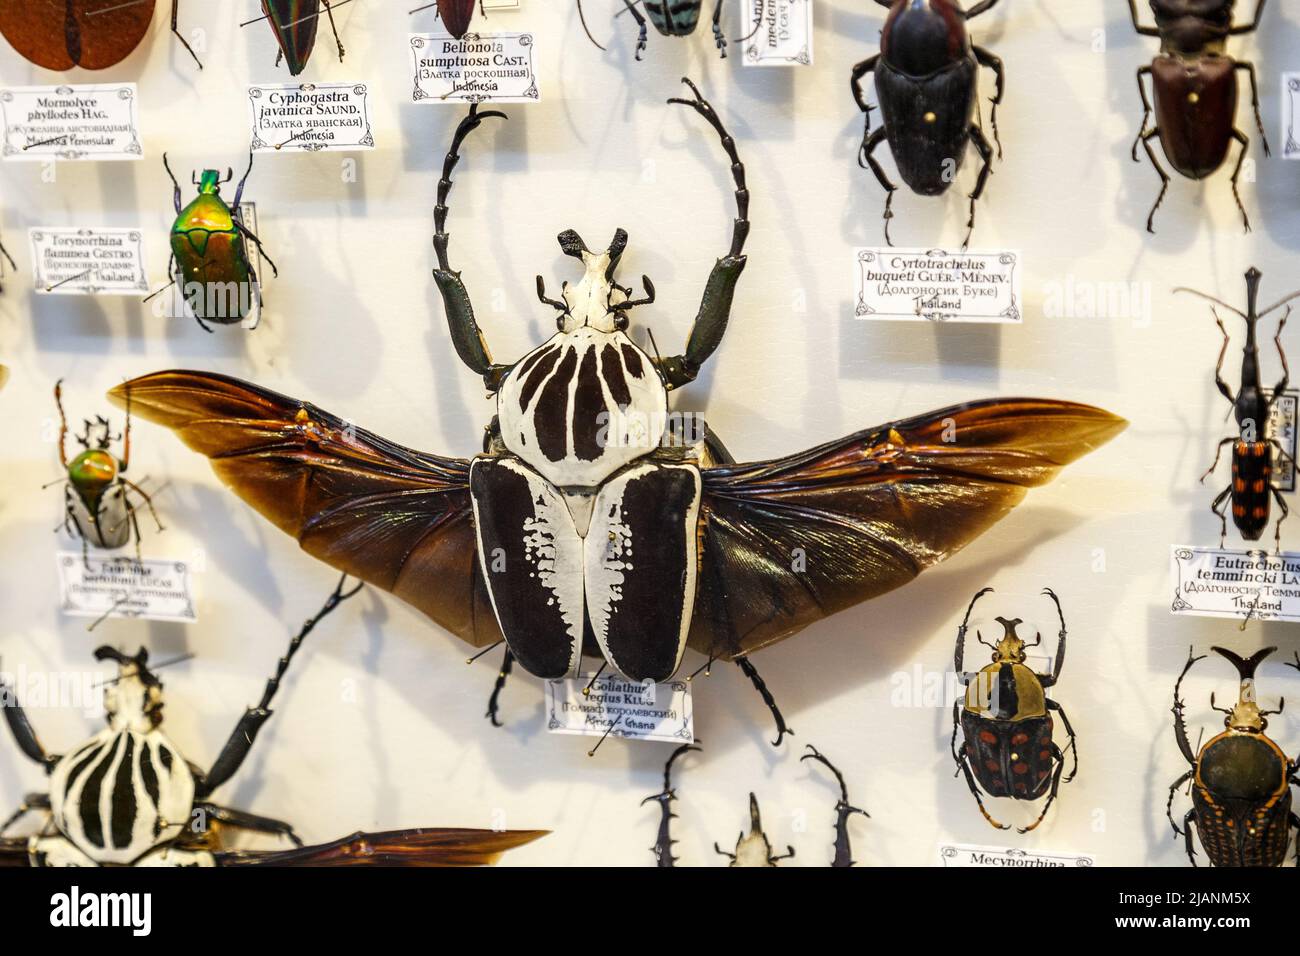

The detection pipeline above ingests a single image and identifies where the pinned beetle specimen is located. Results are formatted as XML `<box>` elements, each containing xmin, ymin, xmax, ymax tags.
<box><xmin>0</xmin><ymin>576</ymin><xmax>548</xmax><ymax>867</ymax></box>
<box><xmin>1167</xmin><ymin>646</ymin><xmax>1299</xmax><ymax>867</ymax></box>
<box><xmin>149</xmin><ymin>153</ymin><xmax>278</xmax><ymax>332</ymax></box>
<box><xmin>951</xmin><ymin>588</ymin><xmax>1077</xmax><ymax>833</ymax></box>
<box><xmin>0</xmin><ymin>0</ymin><xmax>200</xmax><ymax>71</ymax></box>
<box><xmin>1129</xmin><ymin>0</ymin><xmax>1269</xmax><ymax>232</ymax></box>
<box><xmin>108</xmin><ymin>78</ymin><xmax>1124</xmax><ymax>744</ymax></box>
<box><xmin>577</xmin><ymin>1</ymin><xmax>746</xmax><ymax>60</ymax></box>
<box><xmin>643</xmin><ymin>742</ymin><xmax>865</xmax><ymax>866</ymax></box>
<box><xmin>414</xmin><ymin>0</ymin><xmax>484</xmax><ymax>38</ymax></box>
<box><xmin>242</xmin><ymin>0</ymin><xmax>347</xmax><ymax>75</ymax></box>
<box><xmin>51</xmin><ymin>380</ymin><xmax>162</xmax><ymax>566</ymax></box>
<box><xmin>1181</xmin><ymin>268</ymin><xmax>1300</xmax><ymax>551</ymax></box>
<box><xmin>851</xmin><ymin>0</ymin><xmax>1004</xmax><ymax>247</ymax></box>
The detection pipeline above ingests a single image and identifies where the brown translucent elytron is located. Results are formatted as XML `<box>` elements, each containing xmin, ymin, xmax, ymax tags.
<box><xmin>0</xmin><ymin>0</ymin><xmax>156</xmax><ymax>71</ymax></box>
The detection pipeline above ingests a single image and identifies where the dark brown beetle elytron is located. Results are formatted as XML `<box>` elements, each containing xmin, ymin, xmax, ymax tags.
<box><xmin>1180</xmin><ymin>268</ymin><xmax>1300</xmax><ymax>550</ymax></box>
<box><xmin>850</xmin><ymin>0</ymin><xmax>1004</xmax><ymax>247</ymax></box>
<box><xmin>1167</xmin><ymin>646</ymin><xmax>1300</xmax><ymax>867</ymax></box>
<box><xmin>951</xmin><ymin>588</ymin><xmax>1077</xmax><ymax>833</ymax></box>
<box><xmin>1129</xmin><ymin>0</ymin><xmax>1269</xmax><ymax>232</ymax></box>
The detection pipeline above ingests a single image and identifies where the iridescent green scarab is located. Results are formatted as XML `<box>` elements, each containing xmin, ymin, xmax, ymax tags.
<box><xmin>53</xmin><ymin>380</ymin><xmax>162</xmax><ymax>564</ymax></box>
<box><xmin>154</xmin><ymin>153</ymin><xmax>277</xmax><ymax>332</ymax></box>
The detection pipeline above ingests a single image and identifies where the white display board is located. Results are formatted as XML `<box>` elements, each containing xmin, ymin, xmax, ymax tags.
<box><xmin>0</xmin><ymin>2</ymin><xmax>1295</xmax><ymax>868</ymax></box>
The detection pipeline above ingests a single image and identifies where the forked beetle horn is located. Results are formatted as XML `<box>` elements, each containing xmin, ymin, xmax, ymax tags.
<box><xmin>1211</xmin><ymin>645</ymin><xmax>1277</xmax><ymax>685</ymax></box>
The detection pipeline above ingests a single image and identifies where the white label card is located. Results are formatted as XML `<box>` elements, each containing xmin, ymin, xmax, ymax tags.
<box><xmin>742</xmin><ymin>0</ymin><xmax>813</xmax><ymax>67</ymax></box>
<box><xmin>1267</xmin><ymin>389</ymin><xmax>1298</xmax><ymax>492</ymax></box>
<box><xmin>939</xmin><ymin>843</ymin><xmax>1095</xmax><ymax>868</ymax></box>
<box><xmin>249</xmin><ymin>83</ymin><xmax>375</xmax><ymax>153</ymax></box>
<box><xmin>854</xmin><ymin>247</ymin><xmax>1022</xmax><ymax>323</ymax></box>
<box><xmin>546</xmin><ymin>673</ymin><xmax>693</xmax><ymax>745</ymax></box>
<box><xmin>409</xmin><ymin>32</ymin><xmax>539</xmax><ymax>104</ymax></box>
<box><xmin>30</xmin><ymin>227</ymin><xmax>149</xmax><ymax>295</ymax></box>
<box><xmin>56</xmin><ymin>554</ymin><xmax>197</xmax><ymax>625</ymax></box>
<box><xmin>1171</xmin><ymin>546</ymin><xmax>1300</xmax><ymax>623</ymax></box>
<box><xmin>0</xmin><ymin>84</ymin><xmax>142</xmax><ymax>162</ymax></box>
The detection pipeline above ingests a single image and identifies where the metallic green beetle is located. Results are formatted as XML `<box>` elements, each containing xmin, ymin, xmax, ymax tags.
<box><xmin>156</xmin><ymin>154</ymin><xmax>277</xmax><ymax>333</ymax></box>
<box><xmin>53</xmin><ymin>380</ymin><xmax>162</xmax><ymax>565</ymax></box>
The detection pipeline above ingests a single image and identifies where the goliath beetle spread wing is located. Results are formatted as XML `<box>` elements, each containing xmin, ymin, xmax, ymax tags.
<box><xmin>688</xmin><ymin>399</ymin><xmax>1126</xmax><ymax>659</ymax></box>
<box><xmin>110</xmin><ymin>374</ymin><xmax>1124</xmax><ymax>664</ymax></box>
<box><xmin>108</xmin><ymin>371</ymin><xmax>503</xmax><ymax>649</ymax></box>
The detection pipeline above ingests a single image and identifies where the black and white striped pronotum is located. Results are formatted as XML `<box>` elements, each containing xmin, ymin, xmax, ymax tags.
<box><xmin>0</xmin><ymin>578</ymin><xmax>360</xmax><ymax>867</ymax></box>
<box><xmin>109</xmin><ymin>79</ymin><xmax>1123</xmax><ymax>741</ymax></box>
<box><xmin>576</xmin><ymin>1</ymin><xmax>740</xmax><ymax>60</ymax></box>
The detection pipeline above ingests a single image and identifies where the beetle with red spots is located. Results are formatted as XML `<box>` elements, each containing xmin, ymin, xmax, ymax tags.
<box><xmin>1184</xmin><ymin>268</ymin><xmax>1300</xmax><ymax>552</ymax></box>
<box><xmin>951</xmin><ymin>587</ymin><xmax>1077</xmax><ymax>832</ymax></box>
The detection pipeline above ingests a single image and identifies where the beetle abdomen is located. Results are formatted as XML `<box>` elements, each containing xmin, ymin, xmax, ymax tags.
<box><xmin>1230</xmin><ymin>441</ymin><xmax>1270</xmax><ymax>541</ymax></box>
<box><xmin>875</xmin><ymin>57</ymin><xmax>978</xmax><ymax>196</ymax></box>
<box><xmin>960</xmin><ymin>712</ymin><xmax>1056</xmax><ymax>800</ymax></box>
<box><xmin>1152</xmin><ymin>54</ymin><xmax>1237</xmax><ymax>180</ymax></box>
<box><xmin>498</xmin><ymin>329</ymin><xmax>668</xmax><ymax>489</ymax></box>
<box><xmin>645</xmin><ymin>0</ymin><xmax>703</xmax><ymax>37</ymax></box>
<box><xmin>48</xmin><ymin>728</ymin><xmax>195</xmax><ymax>866</ymax></box>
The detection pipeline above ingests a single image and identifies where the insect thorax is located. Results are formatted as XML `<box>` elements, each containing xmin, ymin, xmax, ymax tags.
<box><xmin>49</xmin><ymin>726</ymin><xmax>195</xmax><ymax>865</ymax></box>
<box><xmin>497</xmin><ymin>328</ymin><xmax>669</xmax><ymax>489</ymax></box>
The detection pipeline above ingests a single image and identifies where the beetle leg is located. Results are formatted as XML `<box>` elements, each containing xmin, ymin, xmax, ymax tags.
<box><xmin>169</xmin><ymin>0</ymin><xmax>204</xmax><ymax>69</ymax></box>
<box><xmin>1236</xmin><ymin>62</ymin><xmax>1269</xmax><ymax>156</ymax></box>
<box><xmin>950</xmin><ymin>701</ymin><xmax>964</xmax><ymax>764</ymax></box>
<box><xmin>53</xmin><ymin>379</ymin><xmax>70</xmax><ymax>468</ymax></box>
<box><xmin>0</xmin><ymin>794</ymin><xmax>51</xmax><ymax>836</ymax></box>
<box><xmin>0</xmin><ymin>667</ymin><xmax>57</xmax><ymax>771</ymax></box>
<box><xmin>1131</xmin><ymin>66</ymin><xmax>1153</xmax><ymax>161</ymax></box>
<box><xmin>1182</xmin><ymin>810</ymin><xmax>1199</xmax><ymax>866</ymax></box>
<box><xmin>1045</xmin><ymin>699</ymin><xmax>1078</xmax><ymax>783</ymax></box>
<box><xmin>1230</xmin><ymin>0</ymin><xmax>1268</xmax><ymax>35</ymax></box>
<box><xmin>1039</xmin><ymin>588</ymin><xmax>1068</xmax><ymax>688</ymax></box>
<box><xmin>1271</xmin><ymin>306</ymin><xmax>1291</xmax><ymax>400</ymax></box>
<box><xmin>321</xmin><ymin>0</ymin><xmax>346</xmax><ymax>62</ymax></box>
<box><xmin>433</xmin><ymin>106</ymin><xmax>511</xmax><ymax>390</ymax></box>
<box><xmin>656</xmin><ymin>79</ymin><xmax>750</xmax><ymax>390</ymax></box>
<box><xmin>1165</xmin><ymin>769</ymin><xmax>1193</xmax><ymax>836</ymax></box>
<box><xmin>1173</xmin><ymin>648</ymin><xmax>1207</xmax><ymax>767</ymax></box>
<box><xmin>194</xmin><ymin>576</ymin><xmax>361</xmax><ymax>801</ymax></box>
<box><xmin>1206</xmin><ymin>309</ymin><xmax>1238</xmax><ymax>406</ymax></box>
<box><xmin>1126</xmin><ymin>0</ymin><xmax>1161</xmax><ymax>35</ymax></box>
<box><xmin>1211</xmin><ymin>485</ymin><xmax>1233</xmax><ymax>546</ymax></box>
<box><xmin>1200</xmin><ymin>438</ymin><xmax>1236</xmax><ymax>483</ymax></box>
<box><xmin>485</xmin><ymin>647</ymin><xmax>515</xmax><ymax>728</ymax></box>
<box><xmin>121</xmin><ymin>479</ymin><xmax>165</xmax><ymax>535</ymax></box>
<box><xmin>963</xmin><ymin>125</ymin><xmax>995</xmax><ymax>250</ymax></box>
<box><xmin>162</xmin><ymin>153</ymin><xmax>183</xmax><ymax>214</ymax></box>
<box><xmin>193</xmin><ymin>802</ymin><xmax>303</xmax><ymax>848</ymax></box>
<box><xmin>1016</xmin><ymin>745</ymin><xmax>1064</xmax><ymax>834</ymax></box>
<box><xmin>233</xmin><ymin>221</ymin><xmax>279</xmax><ymax>279</ymax></box>
<box><xmin>735</xmin><ymin>656</ymin><xmax>791</xmax><ymax>747</ymax></box>
<box><xmin>850</xmin><ymin>55</ymin><xmax>879</xmax><ymax>131</ymax></box>
<box><xmin>0</xmin><ymin>236</ymin><xmax>14</xmax><ymax>274</ymax></box>
<box><xmin>1270</xmin><ymin>483</ymin><xmax>1289</xmax><ymax>552</ymax></box>
<box><xmin>620</xmin><ymin>0</ymin><xmax>649</xmax><ymax>60</ymax></box>
<box><xmin>859</xmin><ymin>127</ymin><xmax>897</xmax><ymax>246</ymax></box>
<box><xmin>954</xmin><ymin>740</ymin><xmax>1011</xmax><ymax>830</ymax></box>
<box><xmin>1291</xmin><ymin>813</ymin><xmax>1300</xmax><ymax>867</ymax></box>
<box><xmin>1138</xmin><ymin>128</ymin><xmax>1170</xmax><ymax>233</ymax></box>
<box><xmin>768</xmin><ymin>845</ymin><xmax>796</xmax><ymax>864</ymax></box>
<box><xmin>642</xmin><ymin>743</ymin><xmax>700</xmax><ymax>867</ymax></box>
<box><xmin>712</xmin><ymin>0</ymin><xmax>727</xmax><ymax>58</ymax></box>
<box><xmin>973</xmin><ymin>46</ymin><xmax>1004</xmax><ymax>158</ymax></box>
<box><xmin>1229</xmin><ymin>130</ymin><xmax>1252</xmax><ymax>233</ymax></box>
<box><xmin>954</xmin><ymin>587</ymin><xmax>993</xmax><ymax>677</ymax></box>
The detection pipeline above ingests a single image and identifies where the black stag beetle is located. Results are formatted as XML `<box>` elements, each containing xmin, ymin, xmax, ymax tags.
<box><xmin>642</xmin><ymin>743</ymin><xmax>868</xmax><ymax>867</ymax></box>
<box><xmin>1129</xmin><ymin>0</ymin><xmax>1269</xmax><ymax>232</ymax></box>
<box><xmin>851</xmin><ymin>0</ymin><xmax>1005</xmax><ymax>248</ymax></box>
<box><xmin>1167</xmin><ymin>646</ymin><xmax>1300</xmax><ymax>867</ymax></box>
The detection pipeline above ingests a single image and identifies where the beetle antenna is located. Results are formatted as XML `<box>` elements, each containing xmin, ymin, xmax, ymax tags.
<box><xmin>1173</xmin><ymin>287</ymin><xmax>1248</xmax><ymax>320</ymax></box>
<box><xmin>575</xmin><ymin>0</ymin><xmax>607</xmax><ymax>50</ymax></box>
<box><xmin>611</xmin><ymin>275</ymin><xmax>656</xmax><ymax>311</ymax></box>
<box><xmin>535</xmin><ymin>276</ymin><xmax>567</xmax><ymax>314</ymax></box>
<box><xmin>1258</xmin><ymin>288</ymin><xmax>1300</xmax><ymax>319</ymax></box>
<box><xmin>735</xmin><ymin>0</ymin><xmax>764</xmax><ymax>43</ymax></box>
